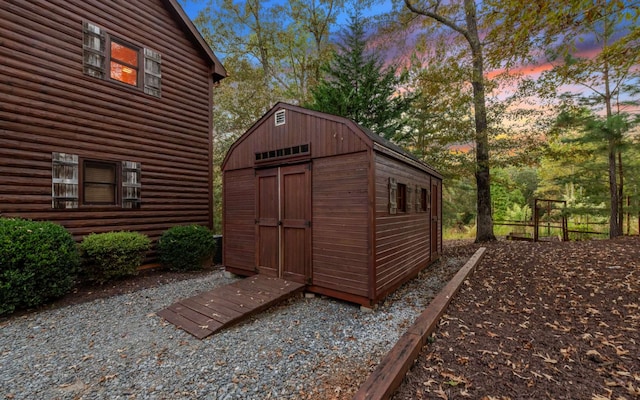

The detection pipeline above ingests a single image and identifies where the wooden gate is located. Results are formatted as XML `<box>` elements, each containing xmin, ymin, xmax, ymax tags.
<box><xmin>255</xmin><ymin>164</ymin><xmax>311</xmax><ymax>283</ymax></box>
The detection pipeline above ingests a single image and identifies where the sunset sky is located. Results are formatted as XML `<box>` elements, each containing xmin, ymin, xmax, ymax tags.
<box><xmin>179</xmin><ymin>0</ymin><xmax>638</xmax><ymax>114</ymax></box>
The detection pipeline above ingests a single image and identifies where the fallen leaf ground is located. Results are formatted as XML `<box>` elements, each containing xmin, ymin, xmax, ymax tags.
<box><xmin>394</xmin><ymin>237</ymin><xmax>640</xmax><ymax>400</ymax></box>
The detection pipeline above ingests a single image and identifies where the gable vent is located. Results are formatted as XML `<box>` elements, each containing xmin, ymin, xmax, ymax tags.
<box><xmin>275</xmin><ymin>109</ymin><xmax>286</xmax><ymax>126</ymax></box>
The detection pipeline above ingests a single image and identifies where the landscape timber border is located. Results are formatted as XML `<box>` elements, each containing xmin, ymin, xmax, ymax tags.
<box><xmin>353</xmin><ymin>247</ymin><xmax>487</xmax><ymax>400</ymax></box>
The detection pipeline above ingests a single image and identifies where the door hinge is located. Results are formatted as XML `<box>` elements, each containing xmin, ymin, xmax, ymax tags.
<box><xmin>305</xmin><ymin>220</ymin><xmax>312</xmax><ymax>228</ymax></box>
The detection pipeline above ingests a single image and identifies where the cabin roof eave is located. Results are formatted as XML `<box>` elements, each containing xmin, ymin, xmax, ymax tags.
<box><xmin>163</xmin><ymin>0</ymin><xmax>227</xmax><ymax>81</ymax></box>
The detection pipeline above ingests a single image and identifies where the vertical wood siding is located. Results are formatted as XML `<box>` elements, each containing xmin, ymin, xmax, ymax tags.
<box><xmin>223</xmin><ymin>109</ymin><xmax>368</xmax><ymax>172</ymax></box>
<box><xmin>223</xmin><ymin>169</ymin><xmax>256</xmax><ymax>272</ymax></box>
<box><xmin>0</xmin><ymin>0</ymin><xmax>214</xmax><ymax>244</ymax></box>
<box><xmin>374</xmin><ymin>153</ymin><xmax>435</xmax><ymax>295</ymax></box>
<box><xmin>222</xmin><ymin>103</ymin><xmax>443</xmax><ymax>305</ymax></box>
<box><xmin>312</xmin><ymin>152</ymin><xmax>370</xmax><ymax>297</ymax></box>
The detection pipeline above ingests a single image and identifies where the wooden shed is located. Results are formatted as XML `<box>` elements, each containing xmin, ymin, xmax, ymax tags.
<box><xmin>222</xmin><ymin>103</ymin><xmax>442</xmax><ymax>306</ymax></box>
<box><xmin>0</xmin><ymin>0</ymin><xmax>226</xmax><ymax>252</ymax></box>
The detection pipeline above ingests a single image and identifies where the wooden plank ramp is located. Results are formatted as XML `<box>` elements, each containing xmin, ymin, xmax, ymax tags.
<box><xmin>157</xmin><ymin>275</ymin><xmax>305</xmax><ymax>339</ymax></box>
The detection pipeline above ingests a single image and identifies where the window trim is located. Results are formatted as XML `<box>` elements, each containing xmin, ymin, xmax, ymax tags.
<box><xmin>389</xmin><ymin>177</ymin><xmax>397</xmax><ymax>214</ymax></box>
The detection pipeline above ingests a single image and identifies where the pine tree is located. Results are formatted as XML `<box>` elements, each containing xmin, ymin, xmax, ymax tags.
<box><xmin>307</xmin><ymin>8</ymin><xmax>411</xmax><ymax>140</ymax></box>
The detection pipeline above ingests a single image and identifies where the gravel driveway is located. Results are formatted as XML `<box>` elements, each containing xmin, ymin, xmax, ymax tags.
<box><xmin>1</xmin><ymin>256</ymin><xmax>464</xmax><ymax>400</ymax></box>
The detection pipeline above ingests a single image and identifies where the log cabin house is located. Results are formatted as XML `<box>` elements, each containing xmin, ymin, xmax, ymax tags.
<box><xmin>222</xmin><ymin>103</ymin><xmax>443</xmax><ymax>307</ymax></box>
<box><xmin>0</xmin><ymin>0</ymin><xmax>226</xmax><ymax>249</ymax></box>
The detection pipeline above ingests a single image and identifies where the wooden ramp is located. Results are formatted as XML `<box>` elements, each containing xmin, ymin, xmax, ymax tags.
<box><xmin>157</xmin><ymin>275</ymin><xmax>305</xmax><ymax>339</ymax></box>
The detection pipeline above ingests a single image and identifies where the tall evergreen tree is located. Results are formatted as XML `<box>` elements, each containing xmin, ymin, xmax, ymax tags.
<box><xmin>307</xmin><ymin>8</ymin><xmax>412</xmax><ymax>140</ymax></box>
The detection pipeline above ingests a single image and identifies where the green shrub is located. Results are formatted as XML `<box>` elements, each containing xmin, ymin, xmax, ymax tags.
<box><xmin>80</xmin><ymin>231</ymin><xmax>150</xmax><ymax>284</ymax></box>
<box><xmin>0</xmin><ymin>218</ymin><xmax>79</xmax><ymax>316</ymax></box>
<box><xmin>158</xmin><ymin>224</ymin><xmax>216</xmax><ymax>271</ymax></box>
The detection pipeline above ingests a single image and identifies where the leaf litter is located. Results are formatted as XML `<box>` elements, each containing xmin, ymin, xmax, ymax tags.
<box><xmin>394</xmin><ymin>237</ymin><xmax>640</xmax><ymax>400</ymax></box>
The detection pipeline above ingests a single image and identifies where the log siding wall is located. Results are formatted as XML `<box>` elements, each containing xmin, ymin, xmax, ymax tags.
<box><xmin>0</xmin><ymin>0</ymin><xmax>216</xmax><ymax>244</ymax></box>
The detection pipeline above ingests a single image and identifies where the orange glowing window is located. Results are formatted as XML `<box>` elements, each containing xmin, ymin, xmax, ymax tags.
<box><xmin>110</xmin><ymin>41</ymin><xmax>138</xmax><ymax>86</ymax></box>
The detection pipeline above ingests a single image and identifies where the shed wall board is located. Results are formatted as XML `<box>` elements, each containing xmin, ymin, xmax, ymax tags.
<box><xmin>223</xmin><ymin>111</ymin><xmax>369</xmax><ymax>171</ymax></box>
<box><xmin>311</xmin><ymin>152</ymin><xmax>370</xmax><ymax>297</ymax></box>
<box><xmin>222</xmin><ymin>168</ymin><xmax>256</xmax><ymax>273</ymax></box>
<box><xmin>0</xmin><ymin>0</ymin><xmax>219</xmax><ymax>245</ymax></box>
<box><xmin>374</xmin><ymin>152</ymin><xmax>433</xmax><ymax>295</ymax></box>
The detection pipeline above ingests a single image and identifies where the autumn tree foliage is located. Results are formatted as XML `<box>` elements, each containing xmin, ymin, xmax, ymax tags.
<box><xmin>401</xmin><ymin>0</ymin><xmax>496</xmax><ymax>242</ymax></box>
<box><xmin>488</xmin><ymin>0</ymin><xmax>640</xmax><ymax>237</ymax></box>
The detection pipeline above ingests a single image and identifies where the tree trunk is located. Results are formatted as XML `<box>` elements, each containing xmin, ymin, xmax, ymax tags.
<box><xmin>464</xmin><ymin>0</ymin><xmax>495</xmax><ymax>242</ymax></box>
<box><xmin>601</xmin><ymin>14</ymin><xmax>621</xmax><ymax>238</ymax></box>
<box><xmin>608</xmin><ymin>144</ymin><xmax>622</xmax><ymax>237</ymax></box>
<box><xmin>618</xmin><ymin>150</ymin><xmax>623</xmax><ymax>231</ymax></box>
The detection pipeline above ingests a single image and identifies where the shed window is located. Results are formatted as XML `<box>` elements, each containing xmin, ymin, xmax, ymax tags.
<box><xmin>82</xmin><ymin>21</ymin><xmax>161</xmax><ymax>97</ymax></box>
<box><xmin>275</xmin><ymin>110</ymin><xmax>286</xmax><ymax>126</ymax></box>
<box><xmin>397</xmin><ymin>183</ymin><xmax>407</xmax><ymax>213</ymax></box>
<box><xmin>255</xmin><ymin>144</ymin><xmax>310</xmax><ymax>162</ymax></box>
<box><xmin>421</xmin><ymin>188</ymin><xmax>428</xmax><ymax>212</ymax></box>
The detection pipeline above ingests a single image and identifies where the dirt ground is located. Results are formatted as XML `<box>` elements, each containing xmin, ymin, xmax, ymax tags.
<box><xmin>394</xmin><ymin>237</ymin><xmax>640</xmax><ymax>400</ymax></box>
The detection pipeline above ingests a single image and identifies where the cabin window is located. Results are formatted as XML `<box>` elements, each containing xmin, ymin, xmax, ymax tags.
<box><xmin>51</xmin><ymin>153</ymin><xmax>141</xmax><ymax>209</ymax></box>
<box><xmin>83</xmin><ymin>161</ymin><xmax>117</xmax><ymax>205</ymax></box>
<box><xmin>82</xmin><ymin>21</ymin><xmax>162</xmax><ymax>97</ymax></box>
<box><xmin>110</xmin><ymin>40</ymin><xmax>139</xmax><ymax>86</ymax></box>
<box><xmin>397</xmin><ymin>183</ymin><xmax>407</xmax><ymax>213</ymax></box>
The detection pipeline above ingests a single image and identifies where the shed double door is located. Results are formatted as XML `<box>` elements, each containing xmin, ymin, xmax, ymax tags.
<box><xmin>255</xmin><ymin>164</ymin><xmax>311</xmax><ymax>283</ymax></box>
